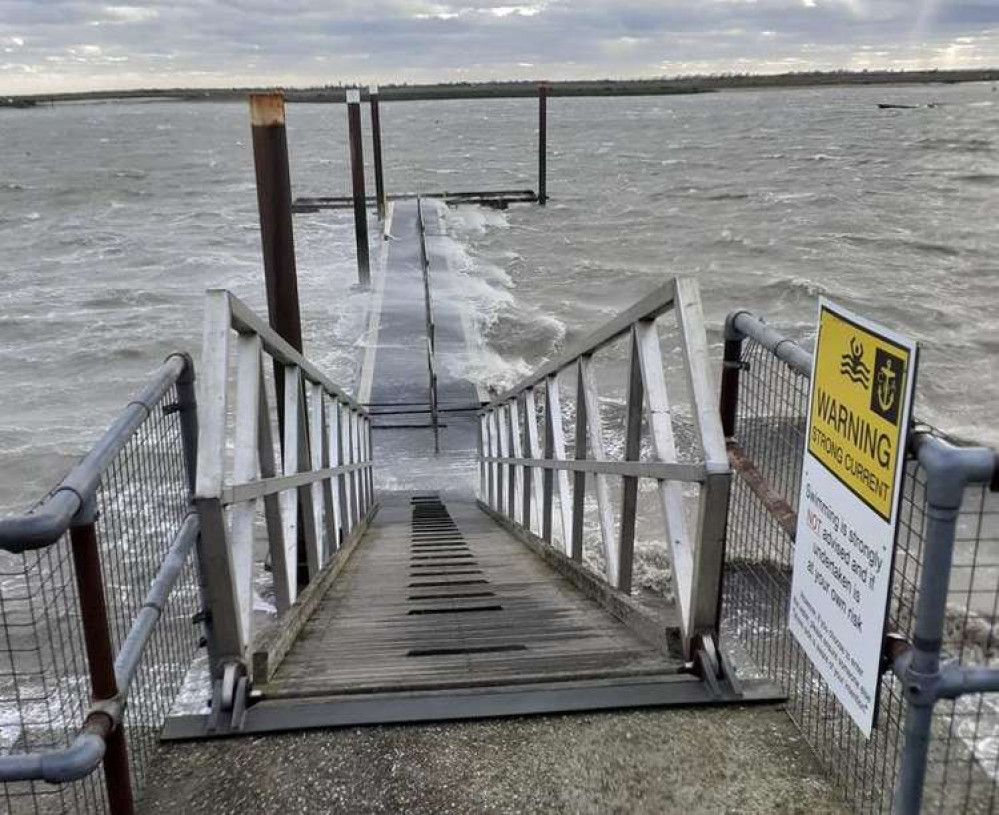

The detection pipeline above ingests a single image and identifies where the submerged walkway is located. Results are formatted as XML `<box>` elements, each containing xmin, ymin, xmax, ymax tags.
<box><xmin>145</xmin><ymin>200</ymin><xmax>851</xmax><ymax>812</ymax></box>
<box><xmin>361</xmin><ymin>199</ymin><xmax>480</xmax><ymax>495</ymax></box>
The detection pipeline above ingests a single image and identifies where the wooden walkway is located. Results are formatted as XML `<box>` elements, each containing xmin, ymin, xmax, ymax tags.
<box><xmin>263</xmin><ymin>495</ymin><xmax>681</xmax><ymax>699</ymax></box>
<box><xmin>161</xmin><ymin>199</ymin><xmax>779</xmax><ymax>742</ymax></box>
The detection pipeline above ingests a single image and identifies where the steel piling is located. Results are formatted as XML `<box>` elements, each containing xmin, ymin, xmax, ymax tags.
<box><xmin>347</xmin><ymin>89</ymin><xmax>371</xmax><ymax>286</ymax></box>
<box><xmin>69</xmin><ymin>507</ymin><xmax>135</xmax><ymax>815</ymax></box>
<box><xmin>538</xmin><ymin>84</ymin><xmax>548</xmax><ymax>205</ymax></box>
<box><xmin>369</xmin><ymin>85</ymin><xmax>386</xmax><ymax>220</ymax></box>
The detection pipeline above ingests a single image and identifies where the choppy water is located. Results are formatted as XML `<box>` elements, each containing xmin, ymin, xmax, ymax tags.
<box><xmin>1</xmin><ymin>82</ymin><xmax>997</xmax><ymax>511</ymax></box>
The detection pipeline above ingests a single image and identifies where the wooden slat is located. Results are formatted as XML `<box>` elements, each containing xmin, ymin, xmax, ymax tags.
<box><xmin>332</xmin><ymin>401</ymin><xmax>350</xmax><ymax>544</ymax></box>
<box><xmin>476</xmin><ymin>457</ymin><xmax>704</xmax><ymax>482</ymax></box>
<box><xmin>689</xmin><ymin>471</ymin><xmax>731</xmax><ymax>641</ymax></box>
<box><xmin>498</xmin><ymin>404</ymin><xmax>512</xmax><ymax>519</ymax></box>
<box><xmin>222</xmin><ymin>461</ymin><xmax>373</xmax><ymax>505</ymax></box>
<box><xmin>545</xmin><ymin>374</ymin><xmax>573</xmax><ymax>553</ymax></box>
<box><xmin>281</xmin><ymin>365</ymin><xmax>302</xmax><ymax>604</ymax></box>
<box><xmin>195</xmin><ymin>290</ymin><xmax>232</xmax><ymax>498</ymax></box>
<box><xmin>617</xmin><ymin>329</ymin><xmax>643</xmax><ymax>592</ymax></box>
<box><xmin>674</xmin><ymin>278</ymin><xmax>727</xmax><ymax>469</ymax></box>
<box><xmin>257</xmin><ymin>353</ymin><xmax>291</xmax><ymax>614</ymax></box>
<box><xmin>193</xmin><ymin>290</ymin><xmax>244</xmax><ymax>663</ymax></box>
<box><xmin>350</xmin><ymin>410</ymin><xmax>366</xmax><ymax>518</ymax></box>
<box><xmin>231</xmin><ymin>334</ymin><xmax>262</xmax><ymax>643</ymax></box>
<box><xmin>339</xmin><ymin>401</ymin><xmax>356</xmax><ymax>532</ymax></box>
<box><xmin>490</xmin><ymin>409</ymin><xmax>502</xmax><ymax>512</ymax></box>
<box><xmin>523</xmin><ymin>388</ymin><xmax>544</xmax><ymax>535</ymax></box>
<box><xmin>571</xmin><ymin>360</ymin><xmax>588</xmax><ymax>562</ymax></box>
<box><xmin>508</xmin><ymin>398</ymin><xmax>525</xmax><ymax>526</ymax></box>
<box><xmin>579</xmin><ymin>355</ymin><xmax>617</xmax><ymax>571</ymax></box>
<box><xmin>634</xmin><ymin>319</ymin><xmax>694</xmax><ymax>637</ymax></box>
<box><xmin>295</xmin><ymin>374</ymin><xmax>321</xmax><ymax>579</ymax></box>
<box><xmin>478</xmin><ymin>414</ymin><xmax>488</xmax><ymax>501</ymax></box>
<box><xmin>310</xmin><ymin>384</ymin><xmax>337</xmax><ymax>564</ymax></box>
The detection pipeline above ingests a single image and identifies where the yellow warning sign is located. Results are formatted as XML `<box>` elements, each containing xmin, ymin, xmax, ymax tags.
<box><xmin>807</xmin><ymin>305</ymin><xmax>915</xmax><ymax>521</ymax></box>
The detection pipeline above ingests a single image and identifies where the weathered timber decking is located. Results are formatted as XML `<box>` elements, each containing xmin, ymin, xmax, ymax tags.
<box><xmin>262</xmin><ymin>495</ymin><xmax>681</xmax><ymax>699</ymax></box>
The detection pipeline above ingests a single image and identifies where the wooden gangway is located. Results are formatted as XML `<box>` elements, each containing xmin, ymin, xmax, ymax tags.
<box><xmin>176</xmin><ymin>197</ymin><xmax>780</xmax><ymax>740</ymax></box>
<box><xmin>166</xmin><ymin>493</ymin><xmax>720</xmax><ymax>737</ymax></box>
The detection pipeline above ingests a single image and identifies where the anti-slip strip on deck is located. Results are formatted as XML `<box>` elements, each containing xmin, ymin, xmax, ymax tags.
<box><xmin>410</xmin><ymin>534</ymin><xmax>463</xmax><ymax>539</ymax></box>
<box><xmin>408</xmin><ymin>579</ymin><xmax>489</xmax><ymax>587</ymax></box>
<box><xmin>407</xmin><ymin>570</ymin><xmax>482</xmax><ymax>577</ymax></box>
<box><xmin>410</xmin><ymin>541</ymin><xmax>471</xmax><ymax>552</ymax></box>
<box><xmin>407</xmin><ymin>605</ymin><xmax>504</xmax><ymax>615</ymax></box>
<box><xmin>407</xmin><ymin>591</ymin><xmax>496</xmax><ymax>600</ymax></box>
<box><xmin>410</xmin><ymin>542</ymin><xmax>467</xmax><ymax>547</ymax></box>
<box><xmin>410</xmin><ymin>561</ymin><xmax>477</xmax><ymax>567</ymax></box>
<box><xmin>406</xmin><ymin>644</ymin><xmax>527</xmax><ymax>658</ymax></box>
<box><xmin>411</xmin><ymin>554</ymin><xmax>475</xmax><ymax>560</ymax></box>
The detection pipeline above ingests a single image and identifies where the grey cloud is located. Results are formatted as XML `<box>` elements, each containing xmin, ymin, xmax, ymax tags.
<box><xmin>0</xmin><ymin>0</ymin><xmax>997</xmax><ymax>93</ymax></box>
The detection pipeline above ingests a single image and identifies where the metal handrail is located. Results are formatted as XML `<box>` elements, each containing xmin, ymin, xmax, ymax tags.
<box><xmin>195</xmin><ymin>289</ymin><xmax>377</xmax><ymax>705</ymax></box>
<box><xmin>416</xmin><ymin>195</ymin><xmax>440</xmax><ymax>453</ymax></box>
<box><xmin>0</xmin><ymin>353</ymin><xmax>200</xmax><ymax>805</ymax></box>
<box><xmin>0</xmin><ymin>353</ymin><xmax>192</xmax><ymax>554</ymax></box>
<box><xmin>477</xmin><ymin>278</ymin><xmax>730</xmax><ymax>658</ymax></box>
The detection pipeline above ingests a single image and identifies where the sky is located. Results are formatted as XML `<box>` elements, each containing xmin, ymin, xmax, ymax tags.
<box><xmin>1</xmin><ymin>1</ymin><xmax>998</xmax><ymax>94</ymax></box>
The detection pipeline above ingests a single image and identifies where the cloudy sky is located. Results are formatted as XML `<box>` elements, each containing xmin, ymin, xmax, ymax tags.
<box><xmin>2</xmin><ymin>0</ymin><xmax>998</xmax><ymax>94</ymax></box>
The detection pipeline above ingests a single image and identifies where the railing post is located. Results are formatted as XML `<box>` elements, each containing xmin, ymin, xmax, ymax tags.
<box><xmin>173</xmin><ymin>353</ymin><xmax>219</xmax><ymax>670</ymax></box>
<box><xmin>346</xmin><ymin>89</ymin><xmax>371</xmax><ymax>287</ymax></box>
<box><xmin>719</xmin><ymin>314</ymin><xmax>746</xmax><ymax>440</ymax></box>
<box><xmin>369</xmin><ymin>85</ymin><xmax>386</xmax><ymax>221</ymax></box>
<box><xmin>538</xmin><ymin>84</ymin><xmax>548</xmax><ymax>206</ymax></box>
<box><xmin>69</xmin><ymin>502</ymin><xmax>135</xmax><ymax>815</ymax></box>
<box><xmin>618</xmin><ymin>328</ymin><xmax>643</xmax><ymax>592</ymax></box>
<box><xmin>894</xmin><ymin>439</ymin><xmax>997</xmax><ymax>815</ymax></box>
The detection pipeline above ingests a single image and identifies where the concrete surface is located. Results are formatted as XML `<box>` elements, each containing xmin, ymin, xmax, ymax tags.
<box><xmin>139</xmin><ymin>704</ymin><xmax>850</xmax><ymax>814</ymax></box>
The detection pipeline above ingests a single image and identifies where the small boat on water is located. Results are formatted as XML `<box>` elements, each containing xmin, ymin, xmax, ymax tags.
<box><xmin>877</xmin><ymin>102</ymin><xmax>939</xmax><ymax>109</ymax></box>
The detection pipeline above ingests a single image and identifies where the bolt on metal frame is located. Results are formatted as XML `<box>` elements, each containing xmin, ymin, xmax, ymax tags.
<box><xmin>195</xmin><ymin>290</ymin><xmax>377</xmax><ymax>724</ymax></box>
<box><xmin>477</xmin><ymin>277</ymin><xmax>731</xmax><ymax>660</ymax></box>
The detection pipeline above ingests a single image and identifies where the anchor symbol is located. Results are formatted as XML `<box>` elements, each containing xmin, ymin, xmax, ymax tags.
<box><xmin>876</xmin><ymin>358</ymin><xmax>897</xmax><ymax>414</ymax></box>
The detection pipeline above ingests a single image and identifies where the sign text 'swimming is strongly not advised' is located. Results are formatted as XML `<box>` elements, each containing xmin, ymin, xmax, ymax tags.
<box><xmin>789</xmin><ymin>299</ymin><xmax>918</xmax><ymax>737</ymax></box>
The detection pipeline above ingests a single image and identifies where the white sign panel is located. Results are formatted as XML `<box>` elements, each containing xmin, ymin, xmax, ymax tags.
<box><xmin>789</xmin><ymin>298</ymin><xmax>918</xmax><ymax>737</ymax></box>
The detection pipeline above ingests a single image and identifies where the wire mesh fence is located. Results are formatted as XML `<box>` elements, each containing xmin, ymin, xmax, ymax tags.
<box><xmin>0</xmin><ymin>363</ymin><xmax>203</xmax><ymax>814</ymax></box>
<box><xmin>723</xmin><ymin>324</ymin><xmax>999</xmax><ymax>814</ymax></box>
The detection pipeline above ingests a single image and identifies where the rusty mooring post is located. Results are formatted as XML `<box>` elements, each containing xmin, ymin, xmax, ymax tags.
<box><xmin>346</xmin><ymin>89</ymin><xmax>371</xmax><ymax>286</ymax></box>
<box><xmin>249</xmin><ymin>92</ymin><xmax>304</xmax><ymax>356</ymax></box>
<box><xmin>538</xmin><ymin>83</ymin><xmax>548</xmax><ymax>205</ymax></box>
<box><xmin>70</xmin><ymin>507</ymin><xmax>136</xmax><ymax>815</ymax></box>
<box><xmin>249</xmin><ymin>92</ymin><xmax>311</xmax><ymax>586</ymax></box>
<box><xmin>369</xmin><ymin>85</ymin><xmax>386</xmax><ymax>221</ymax></box>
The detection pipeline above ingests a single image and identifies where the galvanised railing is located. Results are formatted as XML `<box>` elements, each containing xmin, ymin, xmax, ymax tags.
<box><xmin>476</xmin><ymin>278</ymin><xmax>730</xmax><ymax>667</ymax></box>
<box><xmin>0</xmin><ymin>354</ymin><xmax>202</xmax><ymax>814</ymax></box>
<box><xmin>721</xmin><ymin>310</ymin><xmax>999</xmax><ymax>815</ymax></box>
<box><xmin>194</xmin><ymin>290</ymin><xmax>377</xmax><ymax>730</ymax></box>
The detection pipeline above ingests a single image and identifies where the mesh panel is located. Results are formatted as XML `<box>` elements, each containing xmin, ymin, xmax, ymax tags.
<box><xmin>724</xmin><ymin>334</ymin><xmax>999</xmax><ymax>814</ymax></box>
<box><xmin>1</xmin><ymin>377</ymin><xmax>203</xmax><ymax>813</ymax></box>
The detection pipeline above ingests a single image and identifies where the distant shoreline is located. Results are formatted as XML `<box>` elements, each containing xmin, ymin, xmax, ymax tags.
<box><xmin>4</xmin><ymin>69</ymin><xmax>998</xmax><ymax>107</ymax></box>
